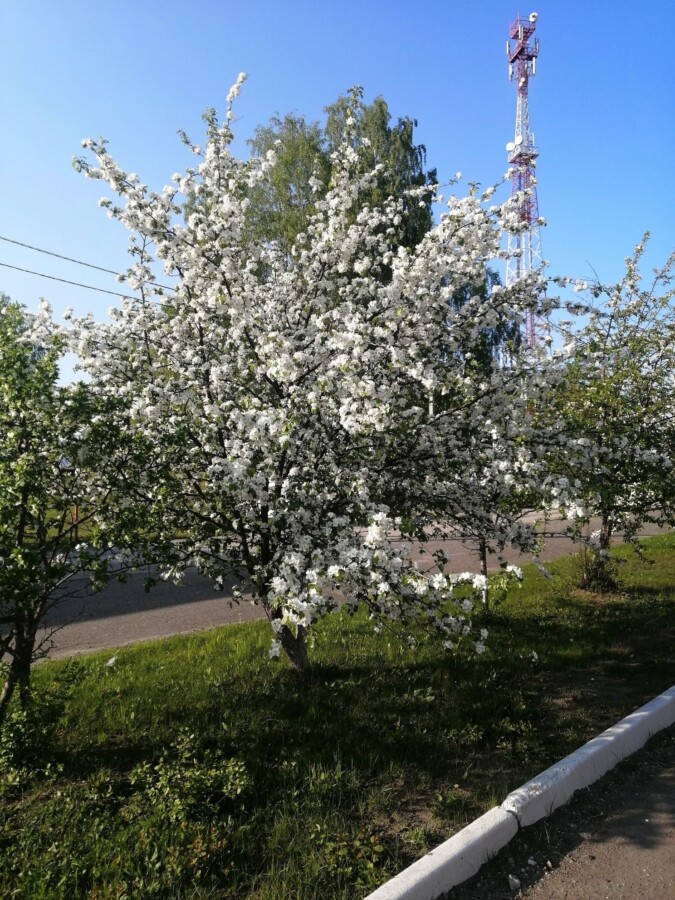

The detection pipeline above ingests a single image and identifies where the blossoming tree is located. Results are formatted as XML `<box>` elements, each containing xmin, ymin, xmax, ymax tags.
<box><xmin>544</xmin><ymin>239</ymin><xmax>675</xmax><ymax>587</ymax></box>
<box><xmin>0</xmin><ymin>296</ymin><xmax>114</xmax><ymax>722</ymax></box>
<box><xmin>71</xmin><ymin>78</ymin><xmax>544</xmax><ymax>668</ymax></box>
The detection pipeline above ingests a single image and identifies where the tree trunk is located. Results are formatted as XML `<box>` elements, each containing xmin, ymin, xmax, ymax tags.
<box><xmin>583</xmin><ymin>513</ymin><xmax>615</xmax><ymax>590</ymax></box>
<box><xmin>0</xmin><ymin>655</ymin><xmax>20</xmax><ymax>726</ymax></box>
<box><xmin>279</xmin><ymin>624</ymin><xmax>310</xmax><ymax>671</ymax></box>
<box><xmin>478</xmin><ymin>535</ymin><xmax>489</xmax><ymax>611</ymax></box>
<box><xmin>599</xmin><ymin>514</ymin><xmax>613</xmax><ymax>553</ymax></box>
<box><xmin>0</xmin><ymin>627</ymin><xmax>35</xmax><ymax>725</ymax></box>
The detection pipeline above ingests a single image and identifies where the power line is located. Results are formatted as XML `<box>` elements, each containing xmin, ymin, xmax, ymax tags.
<box><xmin>0</xmin><ymin>261</ymin><xmax>148</xmax><ymax>301</ymax></box>
<box><xmin>0</xmin><ymin>234</ymin><xmax>121</xmax><ymax>276</ymax></box>
<box><xmin>0</xmin><ymin>234</ymin><xmax>176</xmax><ymax>292</ymax></box>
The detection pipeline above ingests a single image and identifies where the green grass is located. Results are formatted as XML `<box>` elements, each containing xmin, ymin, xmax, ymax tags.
<box><xmin>2</xmin><ymin>533</ymin><xmax>674</xmax><ymax>899</ymax></box>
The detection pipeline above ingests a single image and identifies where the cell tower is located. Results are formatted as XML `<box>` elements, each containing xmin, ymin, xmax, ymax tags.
<box><xmin>505</xmin><ymin>11</ymin><xmax>544</xmax><ymax>348</ymax></box>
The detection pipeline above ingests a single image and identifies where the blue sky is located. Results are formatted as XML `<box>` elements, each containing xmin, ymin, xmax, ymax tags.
<box><xmin>2</xmin><ymin>0</ymin><xmax>673</xmax><ymax>343</ymax></box>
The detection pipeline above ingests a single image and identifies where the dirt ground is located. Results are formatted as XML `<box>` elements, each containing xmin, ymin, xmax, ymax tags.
<box><xmin>446</xmin><ymin>725</ymin><xmax>675</xmax><ymax>900</ymax></box>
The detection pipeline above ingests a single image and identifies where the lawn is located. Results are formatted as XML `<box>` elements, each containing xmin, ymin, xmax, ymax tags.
<box><xmin>1</xmin><ymin>533</ymin><xmax>674</xmax><ymax>898</ymax></box>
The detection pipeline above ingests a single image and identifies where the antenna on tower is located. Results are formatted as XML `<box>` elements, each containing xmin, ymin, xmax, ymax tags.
<box><xmin>505</xmin><ymin>10</ymin><xmax>546</xmax><ymax>350</ymax></box>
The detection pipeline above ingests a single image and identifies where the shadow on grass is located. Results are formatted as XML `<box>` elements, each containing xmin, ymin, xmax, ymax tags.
<box><xmin>50</xmin><ymin>579</ymin><xmax>674</xmax><ymax>795</ymax></box>
<box><xmin>4</xmin><ymin>537</ymin><xmax>674</xmax><ymax>900</ymax></box>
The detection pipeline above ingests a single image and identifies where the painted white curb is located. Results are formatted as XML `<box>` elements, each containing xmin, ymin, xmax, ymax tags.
<box><xmin>502</xmin><ymin>684</ymin><xmax>675</xmax><ymax>827</ymax></box>
<box><xmin>364</xmin><ymin>684</ymin><xmax>675</xmax><ymax>900</ymax></box>
<box><xmin>364</xmin><ymin>807</ymin><xmax>518</xmax><ymax>900</ymax></box>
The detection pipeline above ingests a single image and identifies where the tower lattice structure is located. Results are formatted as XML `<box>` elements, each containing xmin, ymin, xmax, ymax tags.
<box><xmin>505</xmin><ymin>11</ymin><xmax>545</xmax><ymax>348</ymax></box>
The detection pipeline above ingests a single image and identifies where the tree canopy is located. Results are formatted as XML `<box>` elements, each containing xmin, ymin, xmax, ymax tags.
<box><xmin>0</xmin><ymin>296</ymin><xmax>111</xmax><ymax>721</ymax></box>
<box><xmin>71</xmin><ymin>78</ymin><xmax>541</xmax><ymax>669</ymax></box>
<box><xmin>246</xmin><ymin>87</ymin><xmax>436</xmax><ymax>260</ymax></box>
<box><xmin>540</xmin><ymin>239</ymin><xmax>675</xmax><ymax>586</ymax></box>
<box><xmin>246</xmin><ymin>112</ymin><xmax>331</xmax><ymax>260</ymax></box>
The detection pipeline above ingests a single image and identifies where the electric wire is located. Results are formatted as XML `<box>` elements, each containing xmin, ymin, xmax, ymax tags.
<box><xmin>0</xmin><ymin>234</ymin><xmax>121</xmax><ymax>277</ymax></box>
<box><xmin>0</xmin><ymin>234</ymin><xmax>176</xmax><ymax>292</ymax></box>
<box><xmin>0</xmin><ymin>262</ymin><xmax>145</xmax><ymax>301</ymax></box>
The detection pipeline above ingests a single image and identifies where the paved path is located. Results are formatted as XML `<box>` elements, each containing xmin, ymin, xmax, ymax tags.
<box><xmin>449</xmin><ymin>726</ymin><xmax>675</xmax><ymax>900</ymax></box>
<box><xmin>42</xmin><ymin>519</ymin><xmax>669</xmax><ymax>659</ymax></box>
<box><xmin>522</xmin><ymin>735</ymin><xmax>675</xmax><ymax>899</ymax></box>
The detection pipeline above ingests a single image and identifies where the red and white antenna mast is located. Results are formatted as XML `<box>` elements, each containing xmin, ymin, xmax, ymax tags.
<box><xmin>505</xmin><ymin>11</ymin><xmax>544</xmax><ymax>348</ymax></box>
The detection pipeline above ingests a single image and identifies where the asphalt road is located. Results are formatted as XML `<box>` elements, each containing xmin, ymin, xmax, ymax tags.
<box><xmin>521</xmin><ymin>733</ymin><xmax>675</xmax><ymax>899</ymax></box>
<box><xmin>449</xmin><ymin>726</ymin><xmax>675</xmax><ymax>900</ymax></box>
<box><xmin>42</xmin><ymin>517</ymin><xmax>670</xmax><ymax>659</ymax></box>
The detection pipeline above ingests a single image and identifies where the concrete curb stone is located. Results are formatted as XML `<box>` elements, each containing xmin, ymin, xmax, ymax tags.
<box><xmin>364</xmin><ymin>684</ymin><xmax>675</xmax><ymax>900</ymax></box>
<box><xmin>502</xmin><ymin>684</ymin><xmax>675</xmax><ymax>827</ymax></box>
<box><xmin>363</xmin><ymin>807</ymin><xmax>518</xmax><ymax>900</ymax></box>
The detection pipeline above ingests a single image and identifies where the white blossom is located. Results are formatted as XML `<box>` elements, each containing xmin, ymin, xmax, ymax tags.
<box><xmin>70</xmin><ymin>85</ymin><xmax>555</xmax><ymax>666</ymax></box>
